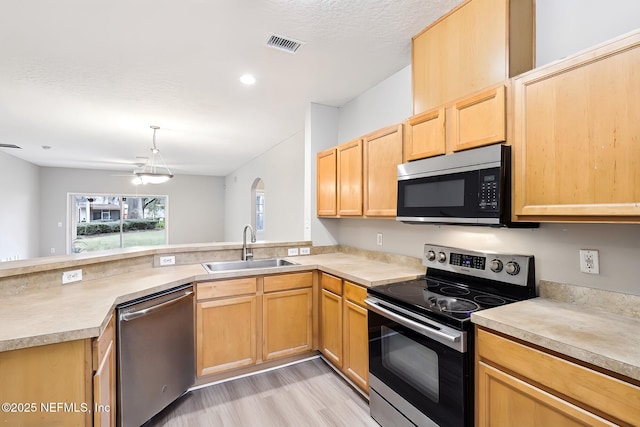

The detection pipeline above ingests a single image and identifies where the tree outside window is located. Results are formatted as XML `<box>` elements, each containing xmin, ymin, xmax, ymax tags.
<box><xmin>70</xmin><ymin>194</ymin><xmax>168</xmax><ymax>253</ymax></box>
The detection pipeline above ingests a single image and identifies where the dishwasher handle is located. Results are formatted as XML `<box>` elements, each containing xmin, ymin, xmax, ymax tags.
<box><xmin>121</xmin><ymin>290</ymin><xmax>193</xmax><ymax>322</ymax></box>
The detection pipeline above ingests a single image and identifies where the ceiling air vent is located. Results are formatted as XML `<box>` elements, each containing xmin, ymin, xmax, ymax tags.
<box><xmin>266</xmin><ymin>34</ymin><xmax>305</xmax><ymax>54</ymax></box>
<box><xmin>0</xmin><ymin>144</ymin><xmax>21</xmax><ymax>149</ymax></box>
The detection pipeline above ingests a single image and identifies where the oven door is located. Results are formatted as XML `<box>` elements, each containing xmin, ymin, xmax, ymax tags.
<box><xmin>366</xmin><ymin>297</ymin><xmax>471</xmax><ymax>427</ymax></box>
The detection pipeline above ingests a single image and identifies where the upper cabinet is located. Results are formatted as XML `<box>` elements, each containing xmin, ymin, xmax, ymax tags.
<box><xmin>512</xmin><ymin>30</ymin><xmax>640</xmax><ymax>222</ymax></box>
<box><xmin>316</xmin><ymin>148</ymin><xmax>338</xmax><ymax>216</ymax></box>
<box><xmin>364</xmin><ymin>124</ymin><xmax>403</xmax><ymax>216</ymax></box>
<box><xmin>408</xmin><ymin>0</ymin><xmax>534</xmax><ymax>161</ymax></box>
<box><xmin>317</xmin><ymin>123</ymin><xmax>404</xmax><ymax>218</ymax></box>
<box><xmin>412</xmin><ymin>0</ymin><xmax>534</xmax><ymax>115</ymax></box>
<box><xmin>337</xmin><ymin>139</ymin><xmax>364</xmax><ymax>216</ymax></box>
<box><xmin>406</xmin><ymin>85</ymin><xmax>507</xmax><ymax>160</ymax></box>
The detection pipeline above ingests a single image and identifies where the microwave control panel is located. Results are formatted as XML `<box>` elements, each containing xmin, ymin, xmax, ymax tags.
<box><xmin>478</xmin><ymin>169</ymin><xmax>499</xmax><ymax>211</ymax></box>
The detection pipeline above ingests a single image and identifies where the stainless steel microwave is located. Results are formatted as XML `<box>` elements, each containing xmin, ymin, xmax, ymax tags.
<box><xmin>396</xmin><ymin>144</ymin><xmax>537</xmax><ymax>227</ymax></box>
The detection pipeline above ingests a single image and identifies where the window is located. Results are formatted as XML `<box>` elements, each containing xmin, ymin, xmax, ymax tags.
<box><xmin>251</xmin><ymin>178</ymin><xmax>265</xmax><ymax>237</ymax></box>
<box><xmin>70</xmin><ymin>194</ymin><xmax>168</xmax><ymax>254</ymax></box>
<box><xmin>256</xmin><ymin>191</ymin><xmax>265</xmax><ymax>232</ymax></box>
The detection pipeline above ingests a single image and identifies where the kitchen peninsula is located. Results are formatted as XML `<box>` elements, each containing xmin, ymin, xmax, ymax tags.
<box><xmin>0</xmin><ymin>242</ymin><xmax>425</xmax><ymax>427</ymax></box>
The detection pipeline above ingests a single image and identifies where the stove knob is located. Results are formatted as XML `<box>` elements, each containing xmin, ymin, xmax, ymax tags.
<box><xmin>505</xmin><ymin>261</ymin><xmax>520</xmax><ymax>276</ymax></box>
<box><xmin>489</xmin><ymin>259</ymin><xmax>503</xmax><ymax>273</ymax></box>
<box><xmin>426</xmin><ymin>250</ymin><xmax>436</xmax><ymax>261</ymax></box>
<box><xmin>437</xmin><ymin>252</ymin><xmax>447</xmax><ymax>263</ymax></box>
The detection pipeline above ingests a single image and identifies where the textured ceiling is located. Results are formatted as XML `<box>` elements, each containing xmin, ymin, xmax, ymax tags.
<box><xmin>0</xmin><ymin>0</ymin><xmax>461</xmax><ymax>176</ymax></box>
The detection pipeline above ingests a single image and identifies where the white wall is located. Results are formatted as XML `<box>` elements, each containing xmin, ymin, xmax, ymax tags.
<box><xmin>331</xmin><ymin>3</ymin><xmax>640</xmax><ymax>295</ymax></box>
<box><xmin>0</xmin><ymin>151</ymin><xmax>40</xmax><ymax>261</ymax></box>
<box><xmin>224</xmin><ymin>131</ymin><xmax>305</xmax><ymax>242</ymax></box>
<box><xmin>306</xmin><ymin>103</ymin><xmax>340</xmax><ymax>246</ymax></box>
<box><xmin>39</xmin><ymin>168</ymin><xmax>225</xmax><ymax>256</ymax></box>
<box><xmin>536</xmin><ymin>0</ymin><xmax>640</xmax><ymax>66</ymax></box>
<box><xmin>338</xmin><ymin>66</ymin><xmax>413</xmax><ymax>144</ymax></box>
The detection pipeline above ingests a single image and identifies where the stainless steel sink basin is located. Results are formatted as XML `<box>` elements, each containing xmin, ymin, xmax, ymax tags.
<box><xmin>202</xmin><ymin>258</ymin><xmax>297</xmax><ymax>273</ymax></box>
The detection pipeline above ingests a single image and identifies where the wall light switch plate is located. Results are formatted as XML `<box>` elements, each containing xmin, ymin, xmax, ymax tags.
<box><xmin>299</xmin><ymin>247</ymin><xmax>311</xmax><ymax>255</ymax></box>
<box><xmin>288</xmin><ymin>248</ymin><xmax>299</xmax><ymax>256</ymax></box>
<box><xmin>159</xmin><ymin>256</ymin><xmax>176</xmax><ymax>266</ymax></box>
<box><xmin>62</xmin><ymin>269</ymin><xmax>83</xmax><ymax>284</ymax></box>
<box><xmin>579</xmin><ymin>249</ymin><xmax>600</xmax><ymax>274</ymax></box>
<box><xmin>376</xmin><ymin>232</ymin><xmax>383</xmax><ymax>246</ymax></box>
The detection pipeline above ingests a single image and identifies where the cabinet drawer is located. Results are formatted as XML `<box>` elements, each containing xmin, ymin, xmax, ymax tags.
<box><xmin>321</xmin><ymin>273</ymin><xmax>342</xmax><ymax>295</ymax></box>
<box><xmin>343</xmin><ymin>281</ymin><xmax>367</xmax><ymax>307</ymax></box>
<box><xmin>450</xmin><ymin>84</ymin><xmax>505</xmax><ymax>152</ymax></box>
<box><xmin>264</xmin><ymin>272</ymin><xmax>313</xmax><ymax>293</ymax></box>
<box><xmin>197</xmin><ymin>278</ymin><xmax>257</xmax><ymax>301</ymax></box>
<box><xmin>477</xmin><ymin>328</ymin><xmax>640</xmax><ymax>425</ymax></box>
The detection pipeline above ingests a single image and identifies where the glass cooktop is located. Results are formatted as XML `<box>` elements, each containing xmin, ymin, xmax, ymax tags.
<box><xmin>368</xmin><ymin>276</ymin><xmax>516</xmax><ymax>329</ymax></box>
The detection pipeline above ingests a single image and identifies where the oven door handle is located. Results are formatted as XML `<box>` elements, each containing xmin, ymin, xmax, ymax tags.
<box><xmin>365</xmin><ymin>297</ymin><xmax>464</xmax><ymax>350</ymax></box>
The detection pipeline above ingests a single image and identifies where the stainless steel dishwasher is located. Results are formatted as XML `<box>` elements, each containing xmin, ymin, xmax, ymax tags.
<box><xmin>117</xmin><ymin>284</ymin><xmax>195</xmax><ymax>427</ymax></box>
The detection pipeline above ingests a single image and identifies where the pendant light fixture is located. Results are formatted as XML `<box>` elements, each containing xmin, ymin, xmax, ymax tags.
<box><xmin>133</xmin><ymin>126</ymin><xmax>174</xmax><ymax>185</ymax></box>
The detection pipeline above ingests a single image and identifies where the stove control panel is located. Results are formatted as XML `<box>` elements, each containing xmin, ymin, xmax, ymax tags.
<box><xmin>423</xmin><ymin>244</ymin><xmax>534</xmax><ymax>287</ymax></box>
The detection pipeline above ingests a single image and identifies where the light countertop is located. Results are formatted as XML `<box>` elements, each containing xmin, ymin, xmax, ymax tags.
<box><xmin>471</xmin><ymin>291</ymin><xmax>640</xmax><ymax>382</ymax></box>
<box><xmin>0</xmin><ymin>252</ymin><xmax>424</xmax><ymax>352</ymax></box>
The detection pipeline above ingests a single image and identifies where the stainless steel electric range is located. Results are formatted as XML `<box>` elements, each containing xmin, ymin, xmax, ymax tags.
<box><xmin>366</xmin><ymin>244</ymin><xmax>535</xmax><ymax>427</ymax></box>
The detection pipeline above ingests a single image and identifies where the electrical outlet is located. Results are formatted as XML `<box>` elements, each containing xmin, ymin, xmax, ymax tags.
<box><xmin>299</xmin><ymin>247</ymin><xmax>311</xmax><ymax>255</ymax></box>
<box><xmin>159</xmin><ymin>255</ymin><xmax>176</xmax><ymax>266</ymax></box>
<box><xmin>288</xmin><ymin>248</ymin><xmax>299</xmax><ymax>256</ymax></box>
<box><xmin>376</xmin><ymin>232</ymin><xmax>383</xmax><ymax>246</ymax></box>
<box><xmin>62</xmin><ymin>269</ymin><xmax>83</xmax><ymax>284</ymax></box>
<box><xmin>579</xmin><ymin>249</ymin><xmax>600</xmax><ymax>274</ymax></box>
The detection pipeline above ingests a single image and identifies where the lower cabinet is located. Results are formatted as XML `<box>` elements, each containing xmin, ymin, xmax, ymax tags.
<box><xmin>263</xmin><ymin>272</ymin><xmax>313</xmax><ymax>360</ymax></box>
<box><xmin>196</xmin><ymin>272</ymin><xmax>315</xmax><ymax>378</ymax></box>
<box><xmin>0</xmin><ymin>331</ymin><xmax>113</xmax><ymax>426</ymax></box>
<box><xmin>196</xmin><ymin>278</ymin><xmax>258</xmax><ymax>377</ymax></box>
<box><xmin>476</xmin><ymin>326</ymin><xmax>640</xmax><ymax>426</ymax></box>
<box><xmin>320</xmin><ymin>273</ymin><xmax>343</xmax><ymax>367</ymax></box>
<box><xmin>320</xmin><ymin>272</ymin><xmax>369</xmax><ymax>393</ymax></box>
<box><xmin>93</xmin><ymin>313</ymin><xmax>116</xmax><ymax>427</ymax></box>
<box><xmin>342</xmin><ymin>283</ymin><xmax>369</xmax><ymax>392</ymax></box>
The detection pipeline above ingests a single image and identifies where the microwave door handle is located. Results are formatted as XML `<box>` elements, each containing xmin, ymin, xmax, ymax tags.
<box><xmin>365</xmin><ymin>298</ymin><xmax>461</xmax><ymax>345</ymax></box>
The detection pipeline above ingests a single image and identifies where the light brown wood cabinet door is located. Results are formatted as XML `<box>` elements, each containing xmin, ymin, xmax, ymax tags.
<box><xmin>93</xmin><ymin>314</ymin><xmax>116</xmax><ymax>427</ymax></box>
<box><xmin>412</xmin><ymin>0</ymin><xmax>533</xmax><ymax>114</ymax></box>
<box><xmin>337</xmin><ymin>139</ymin><xmax>363</xmax><ymax>216</ymax></box>
<box><xmin>405</xmin><ymin>108</ymin><xmax>446</xmax><ymax>161</ymax></box>
<box><xmin>93</xmin><ymin>340</ymin><xmax>116</xmax><ymax>427</ymax></box>
<box><xmin>451</xmin><ymin>85</ymin><xmax>505</xmax><ymax>152</ymax></box>
<box><xmin>263</xmin><ymin>288</ymin><xmax>313</xmax><ymax>360</ymax></box>
<box><xmin>320</xmin><ymin>288</ymin><xmax>343</xmax><ymax>367</ymax></box>
<box><xmin>477</xmin><ymin>327</ymin><xmax>640</xmax><ymax>426</ymax></box>
<box><xmin>317</xmin><ymin>148</ymin><xmax>337</xmax><ymax>216</ymax></box>
<box><xmin>196</xmin><ymin>296</ymin><xmax>257</xmax><ymax>376</ymax></box>
<box><xmin>343</xmin><ymin>299</ymin><xmax>369</xmax><ymax>392</ymax></box>
<box><xmin>413</xmin><ymin>0</ymin><xmax>507</xmax><ymax>114</ymax></box>
<box><xmin>512</xmin><ymin>32</ymin><xmax>640</xmax><ymax>221</ymax></box>
<box><xmin>476</xmin><ymin>362</ymin><xmax>616</xmax><ymax>427</ymax></box>
<box><xmin>0</xmin><ymin>340</ymin><xmax>92</xmax><ymax>427</ymax></box>
<box><xmin>364</xmin><ymin>124</ymin><xmax>403</xmax><ymax>216</ymax></box>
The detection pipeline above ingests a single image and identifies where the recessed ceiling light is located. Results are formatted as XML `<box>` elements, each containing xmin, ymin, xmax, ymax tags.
<box><xmin>42</xmin><ymin>145</ymin><xmax>51</xmax><ymax>150</ymax></box>
<box><xmin>240</xmin><ymin>74</ymin><xmax>256</xmax><ymax>85</ymax></box>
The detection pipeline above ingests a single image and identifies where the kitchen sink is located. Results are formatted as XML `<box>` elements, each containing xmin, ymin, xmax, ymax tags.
<box><xmin>202</xmin><ymin>258</ymin><xmax>297</xmax><ymax>273</ymax></box>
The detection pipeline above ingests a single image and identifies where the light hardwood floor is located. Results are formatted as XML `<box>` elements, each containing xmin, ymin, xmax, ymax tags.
<box><xmin>145</xmin><ymin>357</ymin><xmax>378</xmax><ymax>427</ymax></box>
